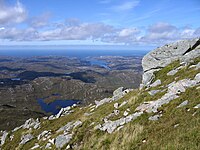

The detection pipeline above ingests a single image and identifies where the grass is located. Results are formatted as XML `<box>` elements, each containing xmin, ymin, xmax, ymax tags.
<box><xmin>1</xmin><ymin>56</ymin><xmax>200</xmax><ymax>150</ymax></box>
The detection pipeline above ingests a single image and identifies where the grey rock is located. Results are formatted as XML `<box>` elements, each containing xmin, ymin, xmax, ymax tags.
<box><xmin>148</xmin><ymin>114</ymin><xmax>162</xmax><ymax>121</ymax></box>
<box><xmin>180</xmin><ymin>48</ymin><xmax>200</xmax><ymax>63</ymax></box>
<box><xmin>57</xmin><ymin>120</ymin><xmax>82</xmax><ymax>133</ymax></box>
<box><xmin>177</xmin><ymin>100</ymin><xmax>189</xmax><ymax>108</ymax></box>
<box><xmin>113</xmin><ymin>87</ymin><xmax>123</xmax><ymax>96</ymax></box>
<box><xmin>57</xmin><ymin>122</ymin><xmax>73</xmax><ymax>133</ymax></box>
<box><xmin>189</xmin><ymin>65</ymin><xmax>196</xmax><ymax>69</ymax></box>
<box><xmin>95</xmin><ymin>87</ymin><xmax>126</xmax><ymax>107</ymax></box>
<box><xmin>56</xmin><ymin>108</ymin><xmax>64</xmax><ymax>118</ymax></box>
<box><xmin>119</xmin><ymin>101</ymin><xmax>128</xmax><ymax>108</ymax></box>
<box><xmin>20</xmin><ymin>134</ymin><xmax>34</xmax><ymax>145</ymax></box>
<box><xmin>94</xmin><ymin>124</ymin><xmax>101</xmax><ymax>130</ymax></box>
<box><xmin>48</xmin><ymin>138</ymin><xmax>55</xmax><ymax>144</ymax></box>
<box><xmin>167</xmin><ymin>69</ymin><xmax>178</xmax><ymax>76</ymax></box>
<box><xmin>45</xmin><ymin>143</ymin><xmax>51</xmax><ymax>149</ymax></box>
<box><xmin>63</xmin><ymin>106</ymin><xmax>71</xmax><ymax>112</ymax></box>
<box><xmin>114</xmin><ymin>103</ymin><xmax>119</xmax><ymax>109</ymax></box>
<box><xmin>123</xmin><ymin>111</ymin><xmax>129</xmax><ymax>116</ymax></box>
<box><xmin>55</xmin><ymin>134</ymin><xmax>72</xmax><ymax>148</ymax></box>
<box><xmin>10</xmin><ymin>135</ymin><xmax>14</xmax><ymax>141</ymax></box>
<box><xmin>66</xmin><ymin>145</ymin><xmax>71</xmax><ymax>149</ymax></box>
<box><xmin>174</xmin><ymin>124</ymin><xmax>179</xmax><ymax>128</ymax></box>
<box><xmin>136</xmin><ymin>77</ymin><xmax>199</xmax><ymax>113</ymax></box>
<box><xmin>23</xmin><ymin>118</ymin><xmax>40</xmax><ymax>129</ymax></box>
<box><xmin>194</xmin><ymin>104</ymin><xmax>200</xmax><ymax>109</ymax></box>
<box><xmin>117</xmin><ymin>126</ymin><xmax>124</xmax><ymax>131</ymax></box>
<box><xmin>48</xmin><ymin>115</ymin><xmax>55</xmax><ymax>120</ymax></box>
<box><xmin>1</xmin><ymin>131</ymin><xmax>8</xmax><ymax>146</ymax></box>
<box><xmin>150</xmin><ymin>79</ymin><xmax>161</xmax><ymax>87</ymax></box>
<box><xmin>37</xmin><ymin>130</ymin><xmax>50</xmax><ymax>140</ymax></box>
<box><xmin>196</xmin><ymin>62</ymin><xmax>200</xmax><ymax>69</ymax></box>
<box><xmin>148</xmin><ymin>90</ymin><xmax>161</xmax><ymax>96</ymax></box>
<box><xmin>194</xmin><ymin>73</ymin><xmax>200</xmax><ymax>83</ymax></box>
<box><xmin>142</xmin><ymin>38</ymin><xmax>200</xmax><ymax>86</ymax></box>
<box><xmin>30</xmin><ymin>144</ymin><xmax>40</xmax><ymax>150</ymax></box>
<box><xmin>95</xmin><ymin>98</ymin><xmax>112</xmax><ymax>107</ymax></box>
<box><xmin>12</xmin><ymin>126</ymin><xmax>23</xmax><ymax>132</ymax></box>
<box><xmin>73</xmin><ymin>120</ymin><xmax>82</xmax><ymax>128</ymax></box>
<box><xmin>114</xmin><ymin>110</ymin><xmax>120</xmax><ymax>115</ymax></box>
<box><xmin>113</xmin><ymin>87</ymin><xmax>124</xmax><ymax>100</ymax></box>
<box><xmin>142</xmin><ymin>69</ymin><xmax>158</xmax><ymax>86</ymax></box>
<box><xmin>99</xmin><ymin>112</ymin><xmax>143</xmax><ymax>133</ymax></box>
<box><xmin>84</xmin><ymin>112</ymin><xmax>92</xmax><ymax>116</ymax></box>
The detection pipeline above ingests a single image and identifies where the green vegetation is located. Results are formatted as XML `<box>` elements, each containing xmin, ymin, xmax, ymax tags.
<box><xmin>2</xmin><ymin>57</ymin><xmax>200</xmax><ymax>150</ymax></box>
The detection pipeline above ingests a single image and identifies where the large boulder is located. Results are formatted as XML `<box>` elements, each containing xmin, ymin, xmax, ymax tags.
<box><xmin>142</xmin><ymin>38</ymin><xmax>200</xmax><ymax>86</ymax></box>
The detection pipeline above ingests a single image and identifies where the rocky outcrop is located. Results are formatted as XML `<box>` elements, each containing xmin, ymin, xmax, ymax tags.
<box><xmin>137</xmin><ymin>73</ymin><xmax>200</xmax><ymax>113</ymax></box>
<box><xmin>20</xmin><ymin>134</ymin><xmax>34</xmax><ymax>145</ymax></box>
<box><xmin>95</xmin><ymin>87</ymin><xmax>132</xmax><ymax>107</ymax></box>
<box><xmin>142</xmin><ymin>38</ymin><xmax>200</xmax><ymax>86</ymax></box>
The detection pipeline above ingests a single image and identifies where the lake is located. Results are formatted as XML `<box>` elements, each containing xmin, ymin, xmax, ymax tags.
<box><xmin>37</xmin><ymin>98</ymin><xmax>80</xmax><ymax>115</ymax></box>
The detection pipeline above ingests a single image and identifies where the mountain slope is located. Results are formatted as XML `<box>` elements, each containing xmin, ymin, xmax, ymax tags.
<box><xmin>1</xmin><ymin>39</ymin><xmax>200</xmax><ymax>150</ymax></box>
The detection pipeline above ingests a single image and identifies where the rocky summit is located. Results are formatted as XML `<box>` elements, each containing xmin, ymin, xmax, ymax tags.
<box><xmin>0</xmin><ymin>38</ymin><xmax>200</xmax><ymax>150</ymax></box>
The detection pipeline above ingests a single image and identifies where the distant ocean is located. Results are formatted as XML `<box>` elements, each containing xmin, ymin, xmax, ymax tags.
<box><xmin>0</xmin><ymin>49</ymin><xmax>149</xmax><ymax>58</ymax></box>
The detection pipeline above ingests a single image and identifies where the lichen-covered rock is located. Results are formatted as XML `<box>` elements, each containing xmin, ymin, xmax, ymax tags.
<box><xmin>137</xmin><ymin>74</ymin><xmax>200</xmax><ymax>113</ymax></box>
<box><xmin>37</xmin><ymin>130</ymin><xmax>50</xmax><ymax>140</ymax></box>
<box><xmin>0</xmin><ymin>131</ymin><xmax>8</xmax><ymax>146</ymax></box>
<box><xmin>150</xmin><ymin>79</ymin><xmax>161</xmax><ymax>87</ymax></box>
<box><xmin>20</xmin><ymin>134</ymin><xmax>34</xmax><ymax>145</ymax></box>
<box><xmin>23</xmin><ymin>118</ymin><xmax>40</xmax><ymax>129</ymax></box>
<box><xmin>114</xmin><ymin>103</ymin><xmax>119</xmax><ymax>109</ymax></box>
<box><xmin>177</xmin><ymin>100</ymin><xmax>189</xmax><ymax>108</ymax></box>
<box><xmin>95</xmin><ymin>87</ymin><xmax>128</xmax><ymax>107</ymax></box>
<box><xmin>194</xmin><ymin>104</ymin><xmax>200</xmax><ymax>109</ymax></box>
<box><xmin>148</xmin><ymin>90</ymin><xmax>161</xmax><ymax>96</ymax></box>
<box><xmin>148</xmin><ymin>114</ymin><xmax>162</xmax><ymax>121</ymax></box>
<box><xmin>55</xmin><ymin>134</ymin><xmax>72</xmax><ymax>148</ymax></box>
<box><xmin>142</xmin><ymin>38</ymin><xmax>200</xmax><ymax>86</ymax></box>
<box><xmin>99</xmin><ymin>112</ymin><xmax>143</xmax><ymax>133</ymax></box>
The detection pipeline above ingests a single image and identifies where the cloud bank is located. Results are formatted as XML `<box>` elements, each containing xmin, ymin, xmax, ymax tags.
<box><xmin>0</xmin><ymin>0</ymin><xmax>199</xmax><ymax>46</ymax></box>
<box><xmin>0</xmin><ymin>0</ymin><xmax>27</xmax><ymax>25</ymax></box>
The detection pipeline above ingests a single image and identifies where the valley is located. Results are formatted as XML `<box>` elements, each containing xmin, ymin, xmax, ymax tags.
<box><xmin>0</xmin><ymin>55</ymin><xmax>142</xmax><ymax>130</ymax></box>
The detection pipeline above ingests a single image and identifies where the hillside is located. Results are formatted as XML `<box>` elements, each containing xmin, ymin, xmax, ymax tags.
<box><xmin>1</xmin><ymin>38</ymin><xmax>200</xmax><ymax>150</ymax></box>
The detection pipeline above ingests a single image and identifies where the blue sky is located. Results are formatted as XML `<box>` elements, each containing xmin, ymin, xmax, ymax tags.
<box><xmin>0</xmin><ymin>0</ymin><xmax>200</xmax><ymax>49</ymax></box>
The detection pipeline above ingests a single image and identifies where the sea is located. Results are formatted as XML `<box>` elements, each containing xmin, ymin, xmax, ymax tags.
<box><xmin>0</xmin><ymin>49</ymin><xmax>149</xmax><ymax>58</ymax></box>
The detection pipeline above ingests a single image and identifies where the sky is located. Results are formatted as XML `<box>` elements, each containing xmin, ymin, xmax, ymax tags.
<box><xmin>0</xmin><ymin>0</ymin><xmax>200</xmax><ymax>49</ymax></box>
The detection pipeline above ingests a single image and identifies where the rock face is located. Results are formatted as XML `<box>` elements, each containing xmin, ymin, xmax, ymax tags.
<box><xmin>0</xmin><ymin>131</ymin><xmax>8</xmax><ymax>146</ymax></box>
<box><xmin>20</xmin><ymin>134</ymin><xmax>34</xmax><ymax>145</ymax></box>
<box><xmin>142</xmin><ymin>38</ymin><xmax>200</xmax><ymax>86</ymax></box>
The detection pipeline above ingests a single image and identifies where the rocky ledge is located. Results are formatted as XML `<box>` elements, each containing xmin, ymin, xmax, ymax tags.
<box><xmin>142</xmin><ymin>38</ymin><xmax>200</xmax><ymax>87</ymax></box>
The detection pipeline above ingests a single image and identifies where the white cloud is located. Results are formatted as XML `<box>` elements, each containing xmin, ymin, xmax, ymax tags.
<box><xmin>119</xmin><ymin>28</ymin><xmax>140</xmax><ymax>37</ymax></box>
<box><xmin>28</xmin><ymin>13</ymin><xmax>51</xmax><ymax>28</ymax></box>
<box><xmin>0</xmin><ymin>27</ymin><xmax>5</xmax><ymax>30</ymax></box>
<box><xmin>140</xmin><ymin>22</ymin><xmax>200</xmax><ymax>45</ymax></box>
<box><xmin>0</xmin><ymin>0</ymin><xmax>27</xmax><ymax>25</ymax></box>
<box><xmin>0</xmin><ymin>19</ymin><xmax>199</xmax><ymax>46</ymax></box>
<box><xmin>111</xmin><ymin>1</ymin><xmax>139</xmax><ymax>12</ymax></box>
<box><xmin>148</xmin><ymin>22</ymin><xmax>177</xmax><ymax>33</ymax></box>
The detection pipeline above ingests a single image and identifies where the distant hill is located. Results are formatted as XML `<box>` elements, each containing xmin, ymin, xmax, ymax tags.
<box><xmin>1</xmin><ymin>38</ymin><xmax>200</xmax><ymax>150</ymax></box>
